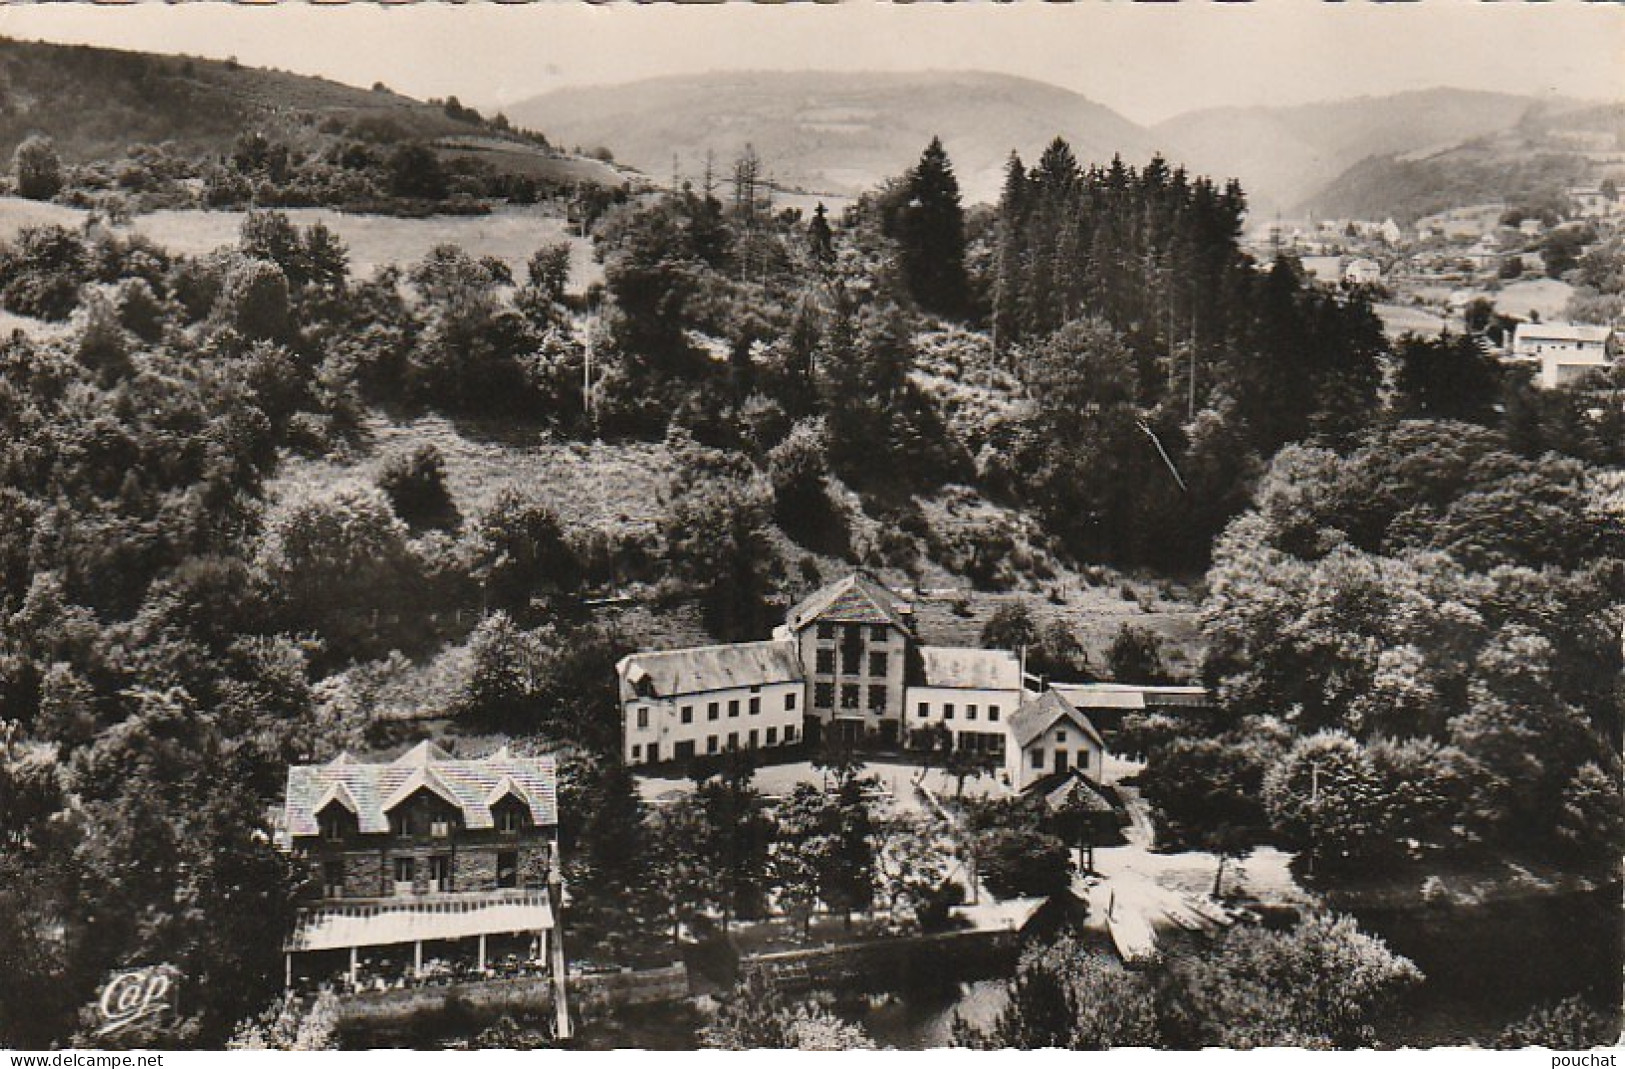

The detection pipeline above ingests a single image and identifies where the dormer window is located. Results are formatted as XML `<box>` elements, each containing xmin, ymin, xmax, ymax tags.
<box><xmin>316</xmin><ymin>800</ymin><xmax>354</xmax><ymax>843</ymax></box>
<box><xmin>493</xmin><ymin>795</ymin><xmax>530</xmax><ymax>834</ymax></box>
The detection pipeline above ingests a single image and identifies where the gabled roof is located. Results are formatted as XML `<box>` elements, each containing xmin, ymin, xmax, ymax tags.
<box><xmin>1513</xmin><ymin>322</ymin><xmax>1613</xmax><ymax>344</ymax></box>
<box><xmin>785</xmin><ymin>572</ymin><xmax>913</xmax><ymax>632</ymax></box>
<box><xmin>283</xmin><ymin>744</ymin><xmax>558</xmax><ymax>839</ymax></box>
<box><xmin>616</xmin><ymin>639</ymin><xmax>803</xmax><ymax>701</ymax></box>
<box><xmin>1023</xmin><ymin>767</ymin><xmax>1116</xmax><ymax>813</ymax></box>
<box><xmin>1008</xmin><ymin>689</ymin><xmax>1106</xmax><ymax>751</ymax></box>
<box><xmin>918</xmin><ymin>645</ymin><xmax>1022</xmax><ymax>691</ymax></box>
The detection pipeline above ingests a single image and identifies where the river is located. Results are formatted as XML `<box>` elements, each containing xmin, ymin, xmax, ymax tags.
<box><xmin>581</xmin><ymin>884</ymin><xmax>1620</xmax><ymax>1049</ymax></box>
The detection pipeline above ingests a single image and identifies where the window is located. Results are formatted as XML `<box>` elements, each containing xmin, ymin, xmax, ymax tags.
<box><xmin>430</xmin><ymin>813</ymin><xmax>452</xmax><ymax>838</ymax></box>
<box><xmin>748</xmin><ymin>729</ymin><xmax>759</xmax><ymax>748</ymax></box>
<box><xmin>989</xmin><ymin>705</ymin><xmax>1001</xmax><ymax>722</ymax></box>
<box><xmin>428</xmin><ymin>855</ymin><xmax>452</xmax><ymax>893</ymax></box>
<box><xmin>841</xmin><ymin>684</ymin><xmax>860</xmax><ymax>709</ymax></box>
<box><xmin>785</xmin><ymin>692</ymin><xmax>797</xmax><ymax>711</ymax></box>
<box><xmin>707</xmin><ymin>735</ymin><xmax>719</xmax><ymax>754</ymax></box>
<box><xmin>322</xmin><ymin>860</ymin><xmax>346</xmax><ymax>899</ymax></box>
<box><xmin>785</xmin><ymin>724</ymin><xmax>798</xmax><ymax>743</ymax></box>
<box><xmin>680</xmin><ymin>705</ymin><xmax>693</xmax><ymax>724</ymax></box>
<box><xmin>393</xmin><ymin>811</ymin><xmax>413</xmax><ymax>838</ymax></box>
<box><xmin>631</xmin><ymin>744</ymin><xmax>642</xmax><ymax>761</ymax></box>
<box><xmin>870</xmin><ymin>624</ymin><xmax>889</xmax><ymax>642</ymax></box>
<box><xmin>708</xmin><ymin>702</ymin><xmax>720</xmax><ymax>721</ymax></box>
<box><xmin>728</xmin><ymin>700</ymin><xmax>740</xmax><ymax>718</ymax></box>
<box><xmin>496</xmin><ymin>850</ymin><xmax>518</xmax><ymax>889</ymax></box>
<box><xmin>817</xmin><ymin>622</ymin><xmax>835</xmax><ymax>641</ymax></box>
<box><xmin>918</xmin><ymin>702</ymin><xmax>930</xmax><ymax>718</ymax></box>
<box><xmin>675</xmin><ymin>740</ymin><xmax>696</xmax><ymax>760</ymax></box>
<box><xmin>967</xmin><ymin>704</ymin><xmax>978</xmax><ymax>721</ymax></box>
<box><xmin>1030</xmin><ymin>749</ymin><xmax>1044</xmax><ymax>770</ymax></box>
<box><xmin>319</xmin><ymin>809</ymin><xmax>348</xmax><ymax>842</ymax></box>
<box><xmin>944</xmin><ymin>703</ymin><xmax>956</xmax><ymax>720</ymax></box>
<box><xmin>497</xmin><ymin>803</ymin><xmax>527</xmax><ymax>834</ymax></box>
<box><xmin>1056</xmin><ymin>729</ymin><xmax>1068</xmax><ymax>743</ymax></box>
<box><xmin>767</xmin><ymin>727</ymin><xmax>778</xmax><ymax>745</ymax></box>
<box><xmin>868</xmin><ymin>651</ymin><xmax>888</xmax><ymax>676</ymax></box>
<box><xmin>841</xmin><ymin>648</ymin><xmax>860</xmax><ymax>674</ymax></box>
<box><xmin>816</xmin><ymin>649</ymin><xmax>835</xmax><ymax>674</ymax></box>
<box><xmin>636</xmin><ymin>707</ymin><xmax>649</xmax><ymax>730</ymax></box>
<box><xmin>868</xmin><ymin>685</ymin><xmax>887</xmax><ymax>711</ymax></box>
<box><xmin>728</xmin><ymin>732</ymin><xmax>739</xmax><ymax>750</ymax></box>
<box><xmin>815</xmin><ymin>682</ymin><xmax>834</xmax><ymax>709</ymax></box>
<box><xmin>749</xmin><ymin>696</ymin><xmax>760</xmax><ymax>716</ymax></box>
<box><xmin>750</xmin><ymin>684</ymin><xmax>761</xmax><ymax>694</ymax></box>
<box><xmin>393</xmin><ymin>856</ymin><xmax>415</xmax><ymax>893</ymax></box>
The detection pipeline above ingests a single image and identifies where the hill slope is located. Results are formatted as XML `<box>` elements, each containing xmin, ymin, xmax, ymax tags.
<box><xmin>0</xmin><ymin>36</ymin><xmax>632</xmax><ymax>191</ymax></box>
<box><xmin>1298</xmin><ymin>100</ymin><xmax>1625</xmax><ymax>222</ymax></box>
<box><xmin>1153</xmin><ymin>88</ymin><xmax>1545</xmax><ymax>218</ymax></box>
<box><xmin>0</xmin><ymin>36</ymin><xmax>486</xmax><ymax>161</ymax></box>
<box><xmin>508</xmin><ymin>70</ymin><xmax>1167</xmax><ymax>204</ymax></box>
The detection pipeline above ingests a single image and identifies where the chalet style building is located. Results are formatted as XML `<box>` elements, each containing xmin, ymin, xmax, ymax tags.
<box><xmin>616</xmin><ymin>573</ymin><xmax>1200</xmax><ymax>791</ymax></box>
<box><xmin>278</xmin><ymin>742</ymin><xmax>570</xmax><ymax>1034</ymax></box>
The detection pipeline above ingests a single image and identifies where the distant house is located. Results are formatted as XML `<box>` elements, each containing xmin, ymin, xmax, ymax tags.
<box><xmin>1343</xmin><ymin>258</ymin><xmax>1382</xmax><ymax>286</ymax></box>
<box><xmin>1379</xmin><ymin>218</ymin><xmax>1404</xmax><ymax>245</ymax></box>
<box><xmin>1510</xmin><ymin>321</ymin><xmax>1617</xmax><ymax>389</ymax></box>
<box><xmin>278</xmin><ymin>741</ymin><xmax>567</xmax><ymax>1024</ymax></box>
<box><xmin>617</xmin><ymin>639</ymin><xmax>805</xmax><ymax>766</ymax></box>
<box><xmin>1519</xmin><ymin>218</ymin><xmax>1546</xmax><ymax>238</ymax></box>
<box><xmin>1568</xmin><ymin>186</ymin><xmax>1622</xmax><ymax>219</ymax></box>
<box><xmin>1006</xmin><ymin>689</ymin><xmax>1106</xmax><ymax>792</ymax></box>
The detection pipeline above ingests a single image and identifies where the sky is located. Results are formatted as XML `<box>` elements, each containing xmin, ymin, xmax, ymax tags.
<box><xmin>0</xmin><ymin>1</ymin><xmax>1620</xmax><ymax>126</ymax></box>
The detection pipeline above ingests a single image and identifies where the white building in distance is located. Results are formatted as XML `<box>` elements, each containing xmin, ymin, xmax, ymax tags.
<box><xmin>1510</xmin><ymin>322</ymin><xmax>1616</xmax><ymax>389</ymax></box>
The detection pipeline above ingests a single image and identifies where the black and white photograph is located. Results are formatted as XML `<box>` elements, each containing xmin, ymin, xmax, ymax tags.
<box><xmin>0</xmin><ymin>0</ymin><xmax>1620</xmax><ymax>1055</ymax></box>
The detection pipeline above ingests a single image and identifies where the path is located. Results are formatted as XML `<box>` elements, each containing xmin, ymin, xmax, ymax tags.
<box><xmin>1073</xmin><ymin>756</ymin><xmax>1310</xmax><ymax>960</ymax></box>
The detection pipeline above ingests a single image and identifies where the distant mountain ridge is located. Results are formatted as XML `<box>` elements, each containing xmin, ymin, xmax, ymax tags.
<box><xmin>1154</xmin><ymin>87</ymin><xmax>1552</xmax><ymax>216</ymax></box>
<box><xmin>512</xmin><ymin>72</ymin><xmax>1618</xmax><ymax>220</ymax></box>
<box><xmin>507</xmin><ymin>70</ymin><xmax>1169</xmax><ymax>204</ymax></box>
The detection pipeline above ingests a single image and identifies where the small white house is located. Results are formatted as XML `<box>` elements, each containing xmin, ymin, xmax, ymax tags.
<box><xmin>1343</xmin><ymin>258</ymin><xmax>1382</xmax><ymax>286</ymax></box>
<box><xmin>1510</xmin><ymin>322</ymin><xmax>1617</xmax><ymax>389</ymax></box>
<box><xmin>1005</xmin><ymin>690</ymin><xmax>1106</xmax><ymax>793</ymax></box>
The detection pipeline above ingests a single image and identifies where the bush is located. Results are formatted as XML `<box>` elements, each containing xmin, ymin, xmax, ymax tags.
<box><xmin>974</xmin><ymin>826</ymin><xmax>1072</xmax><ymax>899</ymax></box>
<box><xmin>13</xmin><ymin>135</ymin><xmax>62</xmax><ymax>201</ymax></box>
<box><xmin>377</xmin><ymin>444</ymin><xmax>458</xmax><ymax>531</ymax></box>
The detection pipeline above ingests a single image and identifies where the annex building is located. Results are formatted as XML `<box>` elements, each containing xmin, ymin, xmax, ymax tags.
<box><xmin>616</xmin><ymin>573</ymin><xmax>1191</xmax><ymax>791</ymax></box>
<box><xmin>277</xmin><ymin>742</ymin><xmax>571</xmax><ymax>1033</ymax></box>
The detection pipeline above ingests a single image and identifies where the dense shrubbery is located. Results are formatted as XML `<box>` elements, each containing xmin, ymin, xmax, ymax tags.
<box><xmin>1139</xmin><ymin>420</ymin><xmax>1625</xmax><ymax>868</ymax></box>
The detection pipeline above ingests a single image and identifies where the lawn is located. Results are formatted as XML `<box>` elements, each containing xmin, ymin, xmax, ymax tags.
<box><xmin>0</xmin><ymin>195</ymin><xmax>602</xmax><ymax>292</ymax></box>
<box><xmin>270</xmin><ymin>413</ymin><xmax>675</xmax><ymax>540</ymax></box>
<box><xmin>129</xmin><ymin>203</ymin><xmax>602</xmax><ymax>290</ymax></box>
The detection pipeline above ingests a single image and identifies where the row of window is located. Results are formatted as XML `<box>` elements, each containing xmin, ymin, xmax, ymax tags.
<box><xmin>320</xmin><ymin>851</ymin><xmax>523</xmax><ymax>899</ymax></box>
<box><xmin>916</xmin><ymin>701</ymin><xmax>1001</xmax><ymax>722</ymax></box>
<box><xmin>812</xmin><ymin>681</ymin><xmax>890</xmax><ymax>712</ymax></box>
<box><xmin>317</xmin><ymin>800</ymin><xmax>529</xmax><ymax>842</ymax></box>
<box><xmin>813</xmin><ymin>649</ymin><xmax>890</xmax><ymax>676</ymax></box>
<box><xmin>815</xmin><ymin>622</ymin><xmax>890</xmax><ymax>643</ymax></box>
<box><xmin>629</xmin><ymin>723</ymin><xmax>797</xmax><ymax>762</ymax></box>
<box><xmin>635</xmin><ymin>691</ymin><xmax>798</xmax><ymax>731</ymax></box>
